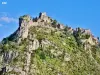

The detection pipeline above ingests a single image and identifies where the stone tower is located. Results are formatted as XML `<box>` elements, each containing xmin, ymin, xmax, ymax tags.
<box><xmin>38</xmin><ymin>12</ymin><xmax>51</xmax><ymax>23</ymax></box>
<box><xmin>39</xmin><ymin>12</ymin><xmax>47</xmax><ymax>18</ymax></box>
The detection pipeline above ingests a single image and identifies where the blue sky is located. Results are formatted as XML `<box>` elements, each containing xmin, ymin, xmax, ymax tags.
<box><xmin>0</xmin><ymin>0</ymin><xmax>100</xmax><ymax>41</ymax></box>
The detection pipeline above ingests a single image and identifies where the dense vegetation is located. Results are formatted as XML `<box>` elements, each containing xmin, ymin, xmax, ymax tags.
<box><xmin>0</xmin><ymin>25</ymin><xmax>100</xmax><ymax>75</ymax></box>
<box><xmin>0</xmin><ymin>13</ymin><xmax>100</xmax><ymax>75</ymax></box>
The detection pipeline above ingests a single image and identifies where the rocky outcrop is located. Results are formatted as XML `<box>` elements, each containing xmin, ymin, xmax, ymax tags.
<box><xmin>17</xmin><ymin>12</ymin><xmax>65</xmax><ymax>41</ymax></box>
<box><xmin>28</xmin><ymin>39</ymin><xmax>39</xmax><ymax>51</ymax></box>
<box><xmin>3</xmin><ymin>51</ymin><xmax>18</xmax><ymax>64</ymax></box>
<box><xmin>0</xmin><ymin>12</ymin><xmax>100</xmax><ymax>75</ymax></box>
<box><xmin>0</xmin><ymin>51</ymin><xmax>19</xmax><ymax>75</ymax></box>
<box><xmin>73</xmin><ymin>27</ymin><xmax>99</xmax><ymax>45</ymax></box>
<box><xmin>18</xmin><ymin>15</ymin><xmax>31</xmax><ymax>39</ymax></box>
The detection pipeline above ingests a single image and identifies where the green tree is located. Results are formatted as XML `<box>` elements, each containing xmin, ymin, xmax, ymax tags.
<box><xmin>64</xmin><ymin>25</ymin><xmax>69</xmax><ymax>31</ymax></box>
<box><xmin>85</xmin><ymin>34</ymin><xmax>90</xmax><ymax>39</ymax></box>
<box><xmin>52</xmin><ymin>20</ymin><xmax>57</xmax><ymax>25</ymax></box>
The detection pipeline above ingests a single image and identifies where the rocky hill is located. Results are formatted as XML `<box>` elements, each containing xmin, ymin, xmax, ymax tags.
<box><xmin>0</xmin><ymin>12</ymin><xmax>100</xmax><ymax>75</ymax></box>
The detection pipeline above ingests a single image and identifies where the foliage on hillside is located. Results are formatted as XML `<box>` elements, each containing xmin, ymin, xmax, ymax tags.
<box><xmin>0</xmin><ymin>13</ymin><xmax>100</xmax><ymax>75</ymax></box>
<box><xmin>0</xmin><ymin>25</ymin><xmax>100</xmax><ymax>75</ymax></box>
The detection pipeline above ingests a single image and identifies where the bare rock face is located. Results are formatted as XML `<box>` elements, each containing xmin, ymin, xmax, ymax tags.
<box><xmin>28</xmin><ymin>39</ymin><xmax>39</xmax><ymax>51</ymax></box>
<box><xmin>3</xmin><ymin>51</ymin><xmax>18</xmax><ymax>64</ymax></box>
<box><xmin>64</xmin><ymin>53</ymin><xmax>70</xmax><ymax>61</ymax></box>
<box><xmin>18</xmin><ymin>15</ymin><xmax>31</xmax><ymax>39</ymax></box>
<box><xmin>74</xmin><ymin>27</ymin><xmax>99</xmax><ymax>45</ymax></box>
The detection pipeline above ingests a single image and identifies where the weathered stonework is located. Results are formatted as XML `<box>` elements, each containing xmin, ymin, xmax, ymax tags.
<box><xmin>17</xmin><ymin>12</ymin><xmax>65</xmax><ymax>40</ymax></box>
<box><xmin>57</xmin><ymin>24</ymin><xmax>65</xmax><ymax>29</ymax></box>
<box><xmin>17</xmin><ymin>12</ymin><xmax>99</xmax><ymax>46</ymax></box>
<box><xmin>74</xmin><ymin>27</ymin><xmax>99</xmax><ymax>45</ymax></box>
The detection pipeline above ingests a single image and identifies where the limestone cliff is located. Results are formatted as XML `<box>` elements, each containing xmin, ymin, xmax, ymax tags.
<box><xmin>0</xmin><ymin>12</ymin><xmax>100</xmax><ymax>75</ymax></box>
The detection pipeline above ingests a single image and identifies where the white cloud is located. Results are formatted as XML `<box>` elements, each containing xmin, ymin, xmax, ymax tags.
<box><xmin>0</xmin><ymin>16</ymin><xmax>18</xmax><ymax>23</ymax></box>
<box><xmin>0</xmin><ymin>12</ymin><xmax>8</xmax><ymax>17</ymax></box>
<box><xmin>0</xmin><ymin>12</ymin><xmax>18</xmax><ymax>23</ymax></box>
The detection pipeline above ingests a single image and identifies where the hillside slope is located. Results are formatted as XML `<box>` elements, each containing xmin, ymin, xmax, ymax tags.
<box><xmin>0</xmin><ymin>12</ymin><xmax>100</xmax><ymax>75</ymax></box>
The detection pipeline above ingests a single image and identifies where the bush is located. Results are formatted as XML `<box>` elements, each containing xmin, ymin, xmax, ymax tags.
<box><xmin>52</xmin><ymin>20</ymin><xmax>57</xmax><ymax>25</ymax></box>
<box><xmin>64</xmin><ymin>25</ymin><xmax>69</xmax><ymax>31</ymax></box>
<box><xmin>77</xmin><ymin>27</ymin><xmax>81</xmax><ymax>33</ymax></box>
<box><xmin>85</xmin><ymin>34</ymin><xmax>90</xmax><ymax>39</ymax></box>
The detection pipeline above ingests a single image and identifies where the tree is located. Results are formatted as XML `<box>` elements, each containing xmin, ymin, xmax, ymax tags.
<box><xmin>77</xmin><ymin>27</ymin><xmax>81</xmax><ymax>33</ymax></box>
<box><xmin>97</xmin><ymin>37</ymin><xmax>99</xmax><ymax>40</ymax></box>
<box><xmin>64</xmin><ymin>25</ymin><xmax>69</xmax><ymax>31</ymax></box>
<box><xmin>52</xmin><ymin>20</ymin><xmax>57</xmax><ymax>25</ymax></box>
<box><xmin>85</xmin><ymin>34</ymin><xmax>90</xmax><ymax>39</ymax></box>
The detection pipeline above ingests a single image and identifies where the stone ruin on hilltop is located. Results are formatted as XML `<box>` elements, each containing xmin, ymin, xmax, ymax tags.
<box><xmin>14</xmin><ymin>12</ymin><xmax>99</xmax><ymax>45</ymax></box>
<box><xmin>18</xmin><ymin>12</ymin><xmax>65</xmax><ymax>39</ymax></box>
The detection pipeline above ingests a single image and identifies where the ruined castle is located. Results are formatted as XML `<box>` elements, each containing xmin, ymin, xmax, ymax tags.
<box><xmin>18</xmin><ymin>12</ymin><xmax>64</xmax><ymax>39</ymax></box>
<box><xmin>16</xmin><ymin>12</ymin><xmax>99</xmax><ymax>45</ymax></box>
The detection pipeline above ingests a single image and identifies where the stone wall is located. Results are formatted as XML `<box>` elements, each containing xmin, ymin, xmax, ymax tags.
<box><xmin>18</xmin><ymin>12</ymin><xmax>55</xmax><ymax>39</ymax></box>
<box><xmin>17</xmin><ymin>12</ymin><xmax>99</xmax><ymax>46</ymax></box>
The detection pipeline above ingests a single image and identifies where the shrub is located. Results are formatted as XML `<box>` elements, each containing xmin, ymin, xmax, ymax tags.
<box><xmin>85</xmin><ymin>34</ymin><xmax>90</xmax><ymax>39</ymax></box>
<box><xmin>52</xmin><ymin>20</ymin><xmax>57</xmax><ymax>25</ymax></box>
<box><xmin>64</xmin><ymin>25</ymin><xmax>69</xmax><ymax>31</ymax></box>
